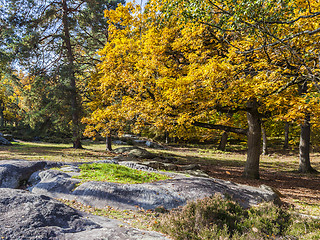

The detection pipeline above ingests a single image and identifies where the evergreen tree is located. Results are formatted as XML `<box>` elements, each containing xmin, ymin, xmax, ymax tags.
<box><xmin>2</xmin><ymin>0</ymin><xmax>124</xmax><ymax>148</ymax></box>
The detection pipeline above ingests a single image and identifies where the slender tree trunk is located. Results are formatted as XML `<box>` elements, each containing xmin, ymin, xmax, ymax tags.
<box><xmin>106</xmin><ymin>134</ymin><xmax>112</xmax><ymax>151</ymax></box>
<box><xmin>165</xmin><ymin>131</ymin><xmax>169</xmax><ymax>144</ymax></box>
<box><xmin>243</xmin><ymin>99</ymin><xmax>261</xmax><ymax>179</ymax></box>
<box><xmin>283</xmin><ymin>122</ymin><xmax>290</xmax><ymax>149</ymax></box>
<box><xmin>218</xmin><ymin>131</ymin><xmax>228</xmax><ymax>151</ymax></box>
<box><xmin>62</xmin><ymin>0</ymin><xmax>82</xmax><ymax>149</ymax></box>
<box><xmin>0</xmin><ymin>100</ymin><xmax>4</xmax><ymax>128</ymax></box>
<box><xmin>262</xmin><ymin>124</ymin><xmax>268</xmax><ymax>155</ymax></box>
<box><xmin>299</xmin><ymin>115</ymin><xmax>315</xmax><ymax>172</ymax></box>
<box><xmin>298</xmin><ymin>82</ymin><xmax>315</xmax><ymax>173</ymax></box>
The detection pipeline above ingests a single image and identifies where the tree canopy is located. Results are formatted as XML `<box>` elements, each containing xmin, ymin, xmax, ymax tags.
<box><xmin>83</xmin><ymin>0</ymin><xmax>320</xmax><ymax>178</ymax></box>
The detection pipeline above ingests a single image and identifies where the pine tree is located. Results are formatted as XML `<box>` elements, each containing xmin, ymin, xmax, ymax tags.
<box><xmin>3</xmin><ymin>0</ymin><xmax>124</xmax><ymax>148</ymax></box>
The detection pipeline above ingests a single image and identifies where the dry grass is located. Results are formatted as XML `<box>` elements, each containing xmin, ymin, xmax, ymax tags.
<box><xmin>60</xmin><ymin>199</ymin><xmax>159</xmax><ymax>231</ymax></box>
<box><xmin>0</xmin><ymin>140</ymin><xmax>115</xmax><ymax>162</ymax></box>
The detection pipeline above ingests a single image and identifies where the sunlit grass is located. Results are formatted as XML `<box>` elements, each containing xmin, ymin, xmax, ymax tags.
<box><xmin>73</xmin><ymin>163</ymin><xmax>170</xmax><ymax>184</ymax></box>
<box><xmin>1</xmin><ymin>140</ymin><xmax>320</xmax><ymax>173</ymax></box>
<box><xmin>0</xmin><ymin>141</ymin><xmax>115</xmax><ymax>162</ymax></box>
<box><xmin>150</xmin><ymin>146</ymin><xmax>320</xmax><ymax>172</ymax></box>
<box><xmin>293</xmin><ymin>199</ymin><xmax>320</xmax><ymax>217</ymax></box>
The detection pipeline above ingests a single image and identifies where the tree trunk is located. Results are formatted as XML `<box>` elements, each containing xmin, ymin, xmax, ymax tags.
<box><xmin>298</xmin><ymin>82</ymin><xmax>315</xmax><ymax>173</ymax></box>
<box><xmin>106</xmin><ymin>134</ymin><xmax>112</xmax><ymax>151</ymax></box>
<box><xmin>0</xmin><ymin>100</ymin><xmax>4</xmax><ymax>128</ymax></box>
<box><xmin>62</xmin><ymin>0</ymin><xmax>82</xmax><ymax>149</ymax></box>
<box><xmin>165</xmin><ymin>131</ymin><xmax>169</xmax><ymax>144</ymax></box>
<box><xmin>218</xmin><ymin>131</ymin><xmax>228</xmax><ymax>151</ymax></box>
<box><xmin>243</xmin><ymin>100</ymin><xmax>261</xmax><ymax>179</ymax></box>
<box><xmin>283</xmin><ymin>122</ymin><xmax>290</xmax><ymax>149</ymax></box>
<box><xmin>262</xmin><ymin>125</ymin><xmax>268</xmax><ymax>155</ymax></box>
<box><xmin>299</xmin><ymin>115</ymin><xmax>315</xmax><ymax>173</ymax></box>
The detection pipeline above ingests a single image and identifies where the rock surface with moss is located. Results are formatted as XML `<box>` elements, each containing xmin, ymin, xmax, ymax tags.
<box><xmin>0</xmin><ymin>159</ymin><xmax>283</xmax><ymax>239</ymax></box>
<box><xmin>26</xmin><ymin>161</ymin><xmax>279</xmax><ymax>209</ymax></box>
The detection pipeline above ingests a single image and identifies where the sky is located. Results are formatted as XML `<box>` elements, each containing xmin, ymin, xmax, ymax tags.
<box><xmin>126</xmin><ymin>0</ymin><xmax>148</xmax><ymax>8</ymax></box>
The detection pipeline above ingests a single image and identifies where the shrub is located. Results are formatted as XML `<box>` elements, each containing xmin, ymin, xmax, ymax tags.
<box><xmin>153</xmin><ymin>195</ymin><xmax>320</xmax><ymax>240</ymax></box>
<box><xmin>153</xmin><ymin>194</ymin><xmax>245</xmax><ymax>240</ymax></box>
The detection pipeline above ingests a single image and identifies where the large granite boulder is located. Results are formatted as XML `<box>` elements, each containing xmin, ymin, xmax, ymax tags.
<box><xmin>0</xmin><ymin>188</ymin><xmax>99</xmax><ymax>239</ymax></box>
<box><xmin>30</xmin><ymin>168</ymin><xmax>279</xmax><ymax>210</ymax></box>
<box><xmin>28</xmin><ymin>169</ymin><xmax>82</xmax><ymax>199</ymax></box>
<box><xmin>0</xmin><ymin>188</ymin><xmax>169</xmax><ymax>240</ymax></box>
<box><xmin>114</xmin><ymin>146</ymin><xmax>155</xmax><ymax>158</ymax></box>
<box><xmin>0</xmin><ymin>160</ymin><xmax>46</xmax><ymax>188</ymax></box>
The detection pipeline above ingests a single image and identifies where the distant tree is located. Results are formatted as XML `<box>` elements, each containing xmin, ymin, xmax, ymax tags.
<box><xmin>0</xmin><ymin>76</ymin><xmax>21</xmax><ymax>127</ymax></box>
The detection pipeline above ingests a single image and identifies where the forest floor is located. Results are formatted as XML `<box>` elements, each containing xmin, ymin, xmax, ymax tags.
<box><xmin>152</xmin><ymin>145</ymin><xmax>320</xmax><ymax>217</ymax></box>
<box><xmin>1</xmin><ymin>140</ymin><xmax>320</xmax><ymax>217</ymax></box>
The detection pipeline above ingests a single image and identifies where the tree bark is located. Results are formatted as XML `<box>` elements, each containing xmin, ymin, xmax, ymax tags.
<box><xmin>298</xmin><ymin>82</ymin><xmax>315</xmax><ymax>173</ymax></box>
<box><xmin>62</xmin><ymin>0</ymin><xmax>82</xmax><ymax>149</ymax></box>
<box><xmin>0</xmin><ymin>100</ymin><xmax>4</xmax><ymax>128</ymax></box>
<box><xmin>191</xmin><ymin>100</ymin><xmax>261</xmax><ymax>179</ymax></box>
<box><xmin>262</xmin><ymin>125</ymin><xmax>268</xmax><ymax>155</ymax></box>
<box><xmin>243</xmin><ymin>99</ymin><xmax>261</xmax><ymax>179</ymax></box>
<box><xmin>298</xmin><ymin>115</ymin><xmax>315</xmax><ymax>173</ymax></box>
<box><xmin>283</xmin><ymin>122</ymin><xmax>290</xmax><ymax>149</ymax></box>
<box><xmin>106</xmin><ymin>134</ymin><xmax>112</xmax><ymax>151</ymax></box>
<box><xmin>192</xmin><ymin>121</ymin><xmax>247</xmax><ymax>135</ymax></box>
<box><xmin>165</xmin><ymin>131</ymin><xmax>169</xmax><ymax>144</ymax></box>
<box><xmin>218</xmin><ymin>131</ymin><xmax>228</xmax><ymax>151</ymax></box>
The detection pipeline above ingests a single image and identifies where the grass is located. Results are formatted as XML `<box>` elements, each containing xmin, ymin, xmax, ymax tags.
<box><xmin>2</xmin><ymin>140</ymin><xmax>319</xmax><ymax>172</ymax></box>
<box><xmin>1</xmin><ymin>140</ymin><xmax>320</xmax><ymax>220</ymax></box>
<box><xmin>73</xmin><ymin>163</ymin><xmax>170</xmax><ymax>184</ymax></box>
<box><xmin>60</xmin><ymin>199</ymin><xmax>159</xmax><ymax>231</ymax></box>
<box><xmin>0</xmin><ymin>140</ymin><xmax>116</xmax><ymax>162</ymax></box>
<box><xmin>293</xmin><ymin>199</ymin><xmax>320</xmax><ymax>216</ymax></box>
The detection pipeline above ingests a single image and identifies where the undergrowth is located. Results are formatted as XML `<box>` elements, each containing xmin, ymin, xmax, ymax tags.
<box><xmin>60</xmin><ymin>194</ymin><xmax>320</xmax><ymax>239</ymax></box>
<box><xmin>153</xmin><ymin>195</ymin><xmax>320</xmax><ymax>240</ymax></box>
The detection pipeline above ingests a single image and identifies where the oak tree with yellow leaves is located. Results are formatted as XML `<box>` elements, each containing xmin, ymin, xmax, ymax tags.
<box><xmin>84</xmin><ymin>0</ymin><xmax>320</xmax><ymax>179</ymax></box>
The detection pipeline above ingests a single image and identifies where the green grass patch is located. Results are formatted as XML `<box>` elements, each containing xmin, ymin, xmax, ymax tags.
<box><xmin>73</xmin><ymin>163</ymin><xmax>170</xmax><ymax>184</ymax></box>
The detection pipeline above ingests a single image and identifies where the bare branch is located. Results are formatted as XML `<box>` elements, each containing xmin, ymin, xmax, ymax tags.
<box><xmin>258</xmin><ymin>12</ymin><xmax>320</xmax><ymax>25</ymax></box>
<box><xmin>239</xmin><ymin>28</ymin><xmax>320</xmax><ymax>54</ymax></box>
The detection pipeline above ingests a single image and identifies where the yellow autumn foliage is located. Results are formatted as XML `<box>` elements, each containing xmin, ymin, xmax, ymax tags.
<box><xmin>83</xmin><ymin>0</ymin><xmax>320</xmax><ymax>139</ymax></box>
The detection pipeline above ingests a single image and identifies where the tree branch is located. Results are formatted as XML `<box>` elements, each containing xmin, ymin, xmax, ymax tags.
<box><xmin>192</xmin><ymin>121</ymin><xmax>248</xmax><ymax>135</ymax></box>
<box><xmin>238</xmin><ymin>27</ymin><xmax>320</xmax><ymax>55</ymax></box>
<box><xmin>215</xmin><ymin>105</ymin><xmax>249</xmax><ymax>113</ymax></box>
<box><xmin>258</xmin><ymin>12</ymin><xmax>320</xmax><ymax>25</ymax></box>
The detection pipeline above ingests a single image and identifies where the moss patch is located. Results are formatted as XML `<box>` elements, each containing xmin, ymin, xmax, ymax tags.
<box><xmin>73</xmin><ymin>163</ymin><xmax>170</xmax><ymax>184</ymax></box>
